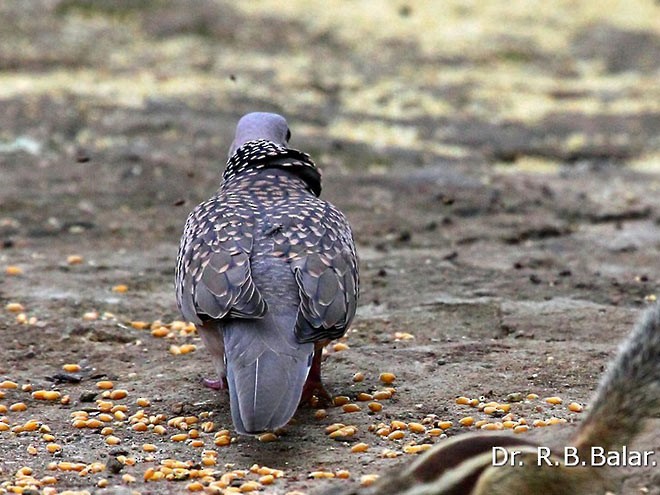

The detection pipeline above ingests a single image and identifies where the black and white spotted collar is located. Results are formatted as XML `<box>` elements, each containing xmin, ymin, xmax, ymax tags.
<box><xmin>222</xmin><ymin>140</ymin><xmax>322</xmax><ymax>196</ymax></box>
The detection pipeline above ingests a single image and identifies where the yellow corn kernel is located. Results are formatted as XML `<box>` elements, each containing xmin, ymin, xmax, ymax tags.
<box><xmin>568</xmin><ymin>402</ymin><xmax>583</xmax><ymax>412</ymax></box>
<box><xmin>10</xmin><ymin>402</ymin><xmax>28</xmax><ymax>412</ymax></box>
<box><xmin>239</xmin><ymin>481</ymin><xmax>261</xmax><ymax>492</ymax></box>
<box><xmin>455</xmin><ymin>396</ymin><xmax>470</xmax><ymax>405</ymax></box>
<box><xmin>33</xmin><ymin>390</ymin><xmax>62</xmax><ymax>401</ymax></box>
<box><xmin>387</xmin><ymin>430</ymin><xmax>405</xmax><ymax>440</ymax></box>
<box><xmin>122</xmin><ymin>473</ymin><xmax>136</xmax><ymax>483</ymax></box>
<box><xmin>97</xmin><ymin>400</ymin><xmax>113</xmax><ymax>412</ymax></box>
<box><xmin>351</xmin><ymin>442</ymin><xmax>369</xmax><ymax>453</ymax></box>
<box><xmin>390</xmin><ymin>420</ymin><xmax>407</xmax><ymax>430</ymax></box>
<box><xmin>151</xmin><ymin>326</ymin><xmax>170</xmax><ymax>338</ymax></box>
<box><xmin>0</xmin><ymin>380</ymin><xmax>19</xmax><ymax>389</ymax></box>
<box><xmin>459</xmin><ymin>416</ymin><xmax>474</xmax><ymax>426</ymax></box>
<box><xmin>259</xmin><ymin>474</ymin><xmax>275</xmax><ymax>485</ymax></box>
<box><xmin>67</xmin><ymin>255</ymin><xmax>84</xmax><ymax>265</ymax></box>
<box><xmin>438</xmin><ymin>421</ymin><xmax>453</xmax><ymax>430</ymax></box>
<box><xmin>360</xmin><ymin>474</ymin><xmax>379</xmax><ymax>486</ymax></box>
<box><xmin>110</xmin><ymin>389</ymin><xmax>128</xmax><ymax>400</ymax></box>
<box><xmin>544</xmin><ymin>396</ymin><xmax>562</xmax><ymax>405</ymax></box>
<box><xmin>258</xmin><ymin>432</ymin><xmax>277</xmax><ymax>442</ymax></box>
<box><xmin>404</xmin><ymin>444</ymin><xmax>432</xmax><ymax>454</ymax></box>
<box><xmin>342</xmin><ymin>403</ymin><xmax>361</xmax><ymax>413</ymax></box>
<box><xmin>6</xmin><ymin>303</ymin><xmax>26</xmax><ymax>314</ymax></box>
<box><xmin>62</xmin><ymin>363</ymin><xmax>82</xmax><ymax>373</ymax></box>
<box><xmin>333</xmin><ymin>343</ymin><xmax>350</xmax><ymax>352</ymax></box>
<box><xmin>5</xmin><ymin>266</ymin><xmax>23</xmax><ymax>276</ymax></box>
<box><xmin>408</xmin><ymin>422</ymin><xmax>425</xmax><ymax>433</ymax></box>
<box><xmin>46</xmin><ymin>443</ymin><xmax>62</xmax><ymax>454</ymax></box>
<box><xmin>329</xmin><ymin>426</ymin><xmax>357</xmax><ymax>439</ymax></box>
<box><xmin>376</xmin><ymin>427</ymin><xmax>391</xmax><ymax>437</ymax></box>
<box><xmin>105</xmin><ymin>435</ymin><xmax>121</xmax><ymax>445</ymax></box>
<box><xmin>85</xmin><ymin>418</ymin><xmax>103</xmax><ymax>429</ymax></box>
<box><xmin>96</xmin><ymin>381</ymin><xmax>114</xmax><ymax>390</ymax></box>
<box><xmin>368</xmin><ymin>402</ymin><xmax>383</xmax><ymax>412</ymax></box>
<box><xmin>325</xmin><ymin>423</ymin><xmax>345</xmax><ymax>434</ymax></box>
<box><xmin>309</xmin><ymin>471</ymin><xmax>335</xmax><ymax>479</ymax></box>
<box><xmin>112</xmin><ymin>284</ymin><xmax>129</xmax><ymax>293</ymax></box>
<box><xmin>352</xmin><ymin>372</ymin><xmax>365</xmax><ymax>382</ymax></box>
<box><xmin>82</xmin><ymin>311</ymin><xmax>99</xmax><ymax>320</ymax></box>
<box><xmin>379</xmin><ymin>372</ymin><xmax>396</xmax><ymax>384</ymax></box>
<box><xmin>481</xmin><ymin>422</ymin><xmax>504</xmax><ymax>431</ymax></box>
<box><xmin>180</xmin><ymin>344</ymin><xmax>197</xmax><ymax>354</ymax></box>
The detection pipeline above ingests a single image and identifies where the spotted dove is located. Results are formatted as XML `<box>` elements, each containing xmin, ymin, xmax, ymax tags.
<box><xmin>175</xmin><ymin>112</ymin><xmax>359</xmax><ymax>434</ymax></box>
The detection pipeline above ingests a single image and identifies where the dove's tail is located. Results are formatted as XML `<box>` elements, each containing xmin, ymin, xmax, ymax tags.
<box><xmin>223</xmin><ymin>310</ymin><xmax>314</xmax><ymax>435</ymax></box>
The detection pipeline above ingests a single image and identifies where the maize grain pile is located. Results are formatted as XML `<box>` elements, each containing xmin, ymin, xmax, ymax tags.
<box><xmin>0</xmin><ymin>297</ymin><xmax>593</xmax><ymax>495</ymax></box>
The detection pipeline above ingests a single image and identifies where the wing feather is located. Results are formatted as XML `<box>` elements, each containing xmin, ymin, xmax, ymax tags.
<box><xmin>175</xmin><ymin>198</ymin><xmax>266</xmax><ymax>325</ymax></box>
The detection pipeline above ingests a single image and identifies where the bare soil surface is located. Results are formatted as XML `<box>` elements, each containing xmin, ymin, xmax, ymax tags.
<box><xmin>1</xmin><ymin>1</ymin><xmax>659</xmax><ymax>494</ymax></box>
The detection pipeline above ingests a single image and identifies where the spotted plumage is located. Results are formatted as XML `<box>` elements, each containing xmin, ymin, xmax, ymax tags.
<box><xmin>175</xmin><ymin>113</ymin><xmax>358</xmax><ymax>434</ymax></box>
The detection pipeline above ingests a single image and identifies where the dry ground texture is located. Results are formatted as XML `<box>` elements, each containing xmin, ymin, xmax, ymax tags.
<box><xmin>1</xmin><ymin>1</ymin><xmax>659</xmax><ymax>494</ymax></box>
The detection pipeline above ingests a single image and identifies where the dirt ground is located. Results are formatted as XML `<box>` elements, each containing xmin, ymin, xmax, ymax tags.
<box><xmin>1</xmin><ymin>1</ymin><xmax>659</xmax><ymax>494</ymax></box>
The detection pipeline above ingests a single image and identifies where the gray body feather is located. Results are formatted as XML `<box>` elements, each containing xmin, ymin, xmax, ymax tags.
<box><xmin>175</xmin><ymin>113</ymin><xmax>358</xmax><ymax>434</ymax></box>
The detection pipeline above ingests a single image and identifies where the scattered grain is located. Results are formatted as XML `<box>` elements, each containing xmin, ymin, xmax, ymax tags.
<box><xmin>5</xmin><ymin>265</ymin><xmax>23</xmax><ymax>276</ymax></box>
<box><xmin>458</xmin><ymin>416</ymin><xmax>474</xmax><ymax>426</ymax></box>
<box><xmin>379</xmin><ymin>372</ymin><xmax>396</xmax><ymax>384</ymax></box>
<box><xmin>351</xmin><ymin>442</ymin><xmax>369</xmax><ymax>453</ymax></box>
<box><xmin>6</xmin><ymin>303</ymin><xmax>26</xmax><ymax>314</ymax></box>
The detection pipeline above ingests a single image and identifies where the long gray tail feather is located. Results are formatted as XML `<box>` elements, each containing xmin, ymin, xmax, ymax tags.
<box><xmin>223</xmin><ymin>311</ymin><xmax>314</xmax><ymax>435</ymax></box>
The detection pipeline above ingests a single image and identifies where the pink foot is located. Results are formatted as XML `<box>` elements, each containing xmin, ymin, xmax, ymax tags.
<box><xmin>300</xmin><ymin>347</ymin><xmax>332</xmax><ymax>407</ymax></box>
<box><xmin>202</xmin><ymin>376</ymin><xmax>227</xmax><ymax>390</ymax></box>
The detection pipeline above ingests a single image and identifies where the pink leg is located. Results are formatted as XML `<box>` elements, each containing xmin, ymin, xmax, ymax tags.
<box><xmin>197</xmin><ymin>323</ymin><xmax>227</xmax><ymax>391</ymax></box>
<box><xmin>301</xmin><ymin>346</ymin><xmax>332</xmax><ymax>406</ymax></box>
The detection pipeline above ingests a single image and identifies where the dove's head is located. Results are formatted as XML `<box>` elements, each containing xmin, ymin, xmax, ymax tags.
<box><xmin>228</xmin><ymin>112</ymin><xmax>291</xmax><ymax>158</ymax></box>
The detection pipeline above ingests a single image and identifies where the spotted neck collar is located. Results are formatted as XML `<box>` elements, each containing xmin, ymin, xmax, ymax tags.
<box><xmin>222</xmin><ymin>140</ymin><xmax>322</xmax><ymax>196</ymax></box>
